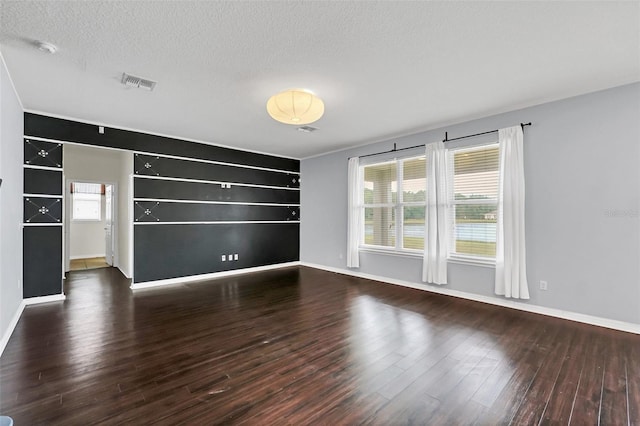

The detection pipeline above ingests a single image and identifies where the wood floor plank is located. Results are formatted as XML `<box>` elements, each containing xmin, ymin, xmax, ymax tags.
<box><xmin>538</xmin><ymin>328</ymin><xmax>590</xmax><ymax>425</ymax></box>
<box><xmin>599</xmin><ymin>333</ymin><xmax>630</xmax><ymax>425</ymax></box>
<box><xmin>569</xmin><ymin>328</ymin><xmax>608</xmax><ymax>425</ymax></box>
<box><xmin>511</xmin><ymin>326</ymin><xmax>579</xmax><ymax>425</ymax></box>
<box><xmin>1</xmin><ymin>266</ymin><xmax>639</xmax><ymax>424</ymax></box>
<box><xmin>480</xmin><ymin>321</ymin><xmax>565</xmax><ymax>424</ymax></box>
<box><xmin>627</xmin><ymin>334</ymin><xmax>640</xmax><ymax>425</ymax></box>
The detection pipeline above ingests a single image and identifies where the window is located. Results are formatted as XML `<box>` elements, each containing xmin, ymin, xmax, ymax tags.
<box><xmin>71</xmin><ymin>182</ymin><xmax>103</xmax><ymax>221</ymax></box>
<box><xmin>362</xmin><ymin>155</ymin><xmax>426</xmax><ymax>252</ymax></box>
<box><xmin>357</xmin><ymin>142</ymin><xmax>499</xmax><ymax>261</ymax></box>
<box><xmin>448</xmin><ymin>144</ymin><xmax>499</xmax><ymax>259</ymax></box>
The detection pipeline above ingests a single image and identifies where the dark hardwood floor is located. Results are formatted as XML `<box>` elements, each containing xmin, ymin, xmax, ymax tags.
<box><xmin>1</xmin><ymin>266</ymin><xmax>638</xmax><ymax>425</ymax></box>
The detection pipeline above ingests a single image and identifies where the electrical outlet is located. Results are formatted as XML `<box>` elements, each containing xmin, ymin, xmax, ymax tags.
<box><xmin>539</xmin><ymin>280</ymin><xmax>548</xmax><ymax>291</ymax></box>
<box><xmin>221</xmin><ymin>255</ymin><xmax>226</xmax><ymax>261</ymax></box>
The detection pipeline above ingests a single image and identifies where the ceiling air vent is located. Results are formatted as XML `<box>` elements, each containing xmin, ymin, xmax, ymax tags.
<box><xmin>297</xmin><ymin>126</ymin><xmax>318</xmax><ymax>133</ymax></box>
<box><xmin>121</xmin><ymin>73</ymin><xmax>157</xmax><ymax>91</ymax></box>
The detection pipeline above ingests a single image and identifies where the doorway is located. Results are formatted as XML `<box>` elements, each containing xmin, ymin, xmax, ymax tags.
<box><xmin>65</xmin><ymin>180</ymin><xmax>117</xmax><ymax>272</ymax></box>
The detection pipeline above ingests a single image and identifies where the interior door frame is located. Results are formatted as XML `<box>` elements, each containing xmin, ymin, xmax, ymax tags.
<box><xmin>104</xmin><ymin>183</ymin><xmax>115</xmax><ymax>266</ymax></box>
<box><xmin>64</xmin><ymin>178</ymin><xmax>118</xmax><ymax>271</ymax></box>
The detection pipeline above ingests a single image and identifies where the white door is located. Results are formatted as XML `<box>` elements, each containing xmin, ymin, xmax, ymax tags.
<box><xmin>104</xmin><ymin>184</ymin><xmax>114</xmax><ymax>266</ymax></box>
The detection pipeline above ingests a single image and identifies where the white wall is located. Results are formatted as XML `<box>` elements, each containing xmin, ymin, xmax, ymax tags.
<box><xmin>0</xmin><ymin>52</ymin><xmax>24</xmax><ymax>353</ymax></box>
<box><xmin>117</xmin><ymin>150</ymin><xmax>133</xmax><ymax>278</ymax></box>
<box><xmin>69</xmin><ymin>193</ymin><xmax>106</xmax><ymax>259</ymax></box>
<box><xmin>64</xmin><ymin>144</ymin><xmax>132</xmax><ymax>277</ymax></box>
<box><xmin>301</xmin><ymin>83</ymin><xmax>640</xmax><ymax>326</ymax></box>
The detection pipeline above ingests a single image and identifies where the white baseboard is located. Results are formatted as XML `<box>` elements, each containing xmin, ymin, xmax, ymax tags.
<box><xmin>70</xmin><ymin>253</ymin><xmax>105</xmax><ymax>260</ymax></box>
<box><xmin>131</xmin><ymin>261</ymin><xmax>301</xmax><ymax>290</ymax></box>
<box><xmin>23</xmin><ymin>294</ymin><xmax>67</xmax><ymax>305</ymax></box>
<box><xmin>117</xmin><ymin>266</ymin><xmax>132</xmax><ymax>279</ymax></box>
<box><xmin>300</xmin><ymin>262</ymin><xmax>640</xmax><ymax>335</ymax></box>
<box><xmin>0</xmin><ymin>300</ymin><xmax>26</xmax><ymax>357</ymax></box>
<box><xmin>1</xmin><ymin>294</ymin><xmax>67</xmax><ymax>358</ymax></box>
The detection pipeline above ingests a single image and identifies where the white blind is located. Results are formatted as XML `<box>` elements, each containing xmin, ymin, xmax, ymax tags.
<box><xmin>72</xmin><ymin>182</ymin><xmax>103</xmax><ymax>194</ymax></box>
<box><xmin>401</xmin><ymin>156</ymin><xmax>426</xmax><ymax>250</ymax></box>
<box><xmin>448</xmin><ymin>144</ymin><xmax>499</xmax><ymax>258</ymax></box>
<box><xmin>72</xmin><ymin>182</ymin><xmax>102</xmax><ymax>220</ymax></box>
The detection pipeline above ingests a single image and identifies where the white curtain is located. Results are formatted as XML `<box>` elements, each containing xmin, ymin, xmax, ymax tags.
<box><xmin>495</xmin><ymin>126</ymin><xmax>529</xmax><ymax>299</ymax></box>
<box><xmin>347</xmin><ymin>157</ymin><xmax>361</xmax><ymax>268</ymax></box>
<box><xmin>422</xmin><ymin>141</ymin><xmax>449</xmax><ymax>284</ymax></box>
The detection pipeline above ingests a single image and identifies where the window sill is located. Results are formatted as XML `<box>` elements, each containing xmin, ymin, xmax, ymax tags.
<box><xmin>447</xmin><ymin>256</ymin><xmax>496</xmax><ymax>268</ymax></box>
<box><xmin>358</xmin><ymin>247</ymin><xmax>496</xmax><ymax>268</ymax></box>
<box><xmin>359</xmin><ymin>246</ymin><xmax>423</xmax><ymax>259</ymax></box>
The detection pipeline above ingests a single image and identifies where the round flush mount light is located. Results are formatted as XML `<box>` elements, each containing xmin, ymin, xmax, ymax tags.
<box><xmin>266</xmin><ymin>89</ymin><xmax>324</xmax><ymax>125</ymax></box>
<box><xmin>36</xmin><ymin>41</ymin><xmax>57</xmax><ymax>54</ymax></box>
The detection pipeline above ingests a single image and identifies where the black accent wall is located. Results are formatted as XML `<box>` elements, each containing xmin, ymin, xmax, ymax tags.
<box><xmin>24</xmin><ymin>113</ymin><xmax>300</xmax><ymax>286</ymax></box>
<box><xmin>134</xmin><ymin>224</ymin><xmax>299</xmax><ymax>282</ymax></box>
<box><xmin>23</xmin><ymin>137</ymin><xmax>63</xmax><ymax>298</ymax></box>
<box><xmin>23</xmin><ymin>226</ymin><xmax>63</xmax><ymax>297</ymax></box>
<box><xmin>25</xmin><ymin>113</ymin><xmax>298</xmax><ymax>171</ymax></box>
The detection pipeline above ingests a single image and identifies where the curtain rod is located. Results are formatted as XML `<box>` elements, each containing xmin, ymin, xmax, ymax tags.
<box><xmin>354</xmin><ymin>122</ymin><xmax>532</xmax><ymax>159</ymax></box>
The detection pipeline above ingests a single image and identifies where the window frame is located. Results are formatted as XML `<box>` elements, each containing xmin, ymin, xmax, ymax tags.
<box><xmin>360</xmin><ymin>155</ymin><xmax>426</xmax><ymax>255</ymax></box>
<box><xmin>446</xmin><ymin>142</ymin><xmax>499</xmax><ymax>264</ymax></box>
<box><xmin>356</xmin><ymin>142</ymin><xmax>500</xmax><ymax>266</ymax></box>
<box><xmin>71</xmin><ymin>188</ymin><xmax>103</xmax><ymax>222</ymax></box>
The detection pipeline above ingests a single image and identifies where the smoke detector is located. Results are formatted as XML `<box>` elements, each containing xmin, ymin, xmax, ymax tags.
<box><xmin>121</xmin><ymin>73</ymin><xmax>157</xmax><ymax>91</ymax></box>
<box><xmin>36</xmin><ymin>41</ymin><xmax>57</xmax><ymax>54</ymax></box>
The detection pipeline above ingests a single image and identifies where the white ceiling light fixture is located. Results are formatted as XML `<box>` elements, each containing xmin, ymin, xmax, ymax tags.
<box><xmin>266</xmin><ymin>89</ymin><xmax>324</xmax><ymax>125</ymax></box>
<box><xmin>36</xmin><ymin>41</ymin><xmax>57</xmax><ymax>54</ymax></box>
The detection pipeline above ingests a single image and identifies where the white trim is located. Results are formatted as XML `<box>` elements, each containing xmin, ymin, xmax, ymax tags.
<box><xmin>133</xmin><ymin>151</ymin><xmax>299</xmax><ymax>175</ymax></box>
<box><xmin>24</xmin><ymin>136</ymin><xmax>300</xmax><ymax>175</ymax></box>
<box><xmin>23</xmin><ymin>294</ymin><xmax>66</xmax><ymax>305</ymax></box>
<box><xmin>26</xmin><ymin>135</ymin><xmax>134</xmax><ymax>153</ymax></box>
<box><xmin>447</xmin><ymin>255</ymin><xmax>496</xmax><ymax>268</ymax></box>
<box><xmin>450</xmin><ymin>142</ymin><xmax>499</xmax><ymax>154</ymax></box>
<box><xmin>133</xmin><ymin>174</ymin><xmax>300</xmax><ymax>191</ymax></box>
<box><xmin>299</xmin><ymin>262</ymin><xmax>640</xmax><ymax>335</ymax></box>
<box><xmin>24</xmin><ymin>193</ymin><xmax>63</xmax><ymax>199</ymax></box>
<box><xmin>131</xmin><ymin>261</ymin><xmax>301</xmax><ymax>290</ymax></box>
<box><xmin>23</xmin><ymin>223</ymin><xmax>63</xmax><ymax>227</ymax></box>
<box><xmin>71</xmin><ymin>218</ymin><xmax>102</xmax><ymax>223</ymax></box>
<box><xmin>70</xmin><ymin>254</ymin><xmax>106</xmax><ymax>260</ymax></box>
<box><xmin>118</xmin><ymin>266</ymin><xmax>133</xmax><ymax>279</ymax></box>
<box><xmin>359</xmin><ymin>246</ymin><xmax>423</xmax><ymax>258</ymax></box>
<box><xmin>23</xmin><ymin>164</ymin><xmax>62</xmax><ymax>171</ymax></box>
<box><xmin>134</xmin><ymin>198</ymin><xmax>299</xmax><ymax>207</ymax></box>
<box><xmin>0</xmin><ymin>301</ymin><xmax>26</xmax><ymax>357</ymax></box>
<box><xmin>26</xmin><ymin>135</ymin><xmax>300</xmax><ymax>175</ymax></box>
<box><xmin>0</xmin><ymin>51</ymin><xmax>25</xmax><ymax>109</ymax></box>
<box><xmin>129</xmin><ymin>172</ymin><xmax>134</xmax><ymax>282</ymax></box>
<box><xmin>22</xmin><ymin>110</ymin><xmax>300</xmax><ymax>160</ymax></box>
<box><xmin>134</xmin><ymin>220</ymin><xmax>300</xmax><ymax>225</ymax></box>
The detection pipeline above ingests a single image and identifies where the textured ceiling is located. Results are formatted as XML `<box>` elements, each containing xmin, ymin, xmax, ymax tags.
<box><xmin>1</xmin><ymin>1</ymin><xmax>638</xmax><ymax>159</ymax></box>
